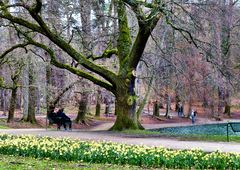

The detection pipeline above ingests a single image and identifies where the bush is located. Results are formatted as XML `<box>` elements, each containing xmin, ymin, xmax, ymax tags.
<box><xmin>0</xmin><ymin>134</ymin><xmax>239</xmax><ymax>169</ymax></box>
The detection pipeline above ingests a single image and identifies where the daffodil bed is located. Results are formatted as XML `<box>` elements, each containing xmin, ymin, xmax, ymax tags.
<box><xmin>0</xmin><ymin>134</ymin><xmax>239</xmax><ymax>169</ymax></box>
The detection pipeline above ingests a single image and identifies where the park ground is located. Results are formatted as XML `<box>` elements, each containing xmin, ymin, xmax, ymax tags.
<box><xmin>1</xmin><ymin>101</ymin><xmax>240</xmax><ymax>129</ymax></box>
<box><xmin>1</xmin><ymin>103</ymin><xmax>240</xmax><ymax>153</ymax></box>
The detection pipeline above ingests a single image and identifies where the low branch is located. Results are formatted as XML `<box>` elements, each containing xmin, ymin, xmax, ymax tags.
<box><xmin>0</xmin><ymin>43</ymin><xmax>29</xmax><ymax>60</ymax></box>
<box><xmin>166</xmin><ymin>17</ymin><xmax>198</xmax><ymax>48</ymax></box>
<box><xmin>26</xmin><ymin>8</ymin><xmax>117</xmax><ymax>86</ymax></box>
<box><xmin>88</xmin><ymin>48</ymin><xmax>118</xmax><ymax>61</ymax></box>
<box><xmin>50</xmin><ymin>80</ymin><xmax>81</xmax><ymax>108</ymax></box>
<box><xmin>23</xmin><ymin>36</ymin><xmax>115</xmax><ymax>93</ymax></box>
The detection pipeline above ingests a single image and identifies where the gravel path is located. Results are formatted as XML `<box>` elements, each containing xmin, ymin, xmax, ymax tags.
<box><xmin>1</xmin><ymin>121</ymin><xmax>240</xmax><ymax>153</ymax></box>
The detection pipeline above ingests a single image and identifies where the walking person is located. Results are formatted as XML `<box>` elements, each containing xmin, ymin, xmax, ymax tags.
<box><xmin>177</xmin><ymin>102</ymin><xmax>182</xmax><ymax>117</ymax></box>
<box><xmin>190</xmin><ymin>109</ymin><xmax>197</xmax><ymax>124</ymax></box>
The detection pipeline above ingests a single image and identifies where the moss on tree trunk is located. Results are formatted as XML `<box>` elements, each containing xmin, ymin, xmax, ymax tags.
<box><xmin>110</xmin><ymin>82</ymin><xmax>144</xmax><ymax>131</ymax></box>
<box><xmin>110</xmin><ymin>98</ymin><xmax>143</xmax><ymax>130</ymax></box>
<box><xmin>0</xmin><ymin>0</ymin><xmax>161</xmax><ymax>131</ymax></box>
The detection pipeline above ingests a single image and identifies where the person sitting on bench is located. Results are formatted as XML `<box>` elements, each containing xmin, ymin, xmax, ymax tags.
<box><xmin>48</xmin><ymin>109</ymin><xmax>62</xmax><ymax>129</ymax></box>
<box><xmin>56</xmin><ymin>108</ymin><xmax>72</xmax><ymax>130</ymax></box>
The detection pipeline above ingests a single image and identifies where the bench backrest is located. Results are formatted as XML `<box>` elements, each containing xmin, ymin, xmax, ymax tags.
<box><xmin>47</xmin><ymin>116</ymin><xmax>55</xmax><ymax>124</ymax></box>
<box><xmin>229</xmin><ymin>122</ymin><xmax>240</xmax><ymax>132</ymax></box>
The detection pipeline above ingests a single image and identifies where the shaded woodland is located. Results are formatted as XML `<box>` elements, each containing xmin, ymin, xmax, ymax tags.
<box><xmin>0</xmin><ymin>0</ymin><xmax>240</xmax><ymax>130</ymax></box>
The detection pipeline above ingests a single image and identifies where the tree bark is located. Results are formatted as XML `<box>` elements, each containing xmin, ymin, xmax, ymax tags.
<box><xmin>22</xmin><ymin>60</ymin><xmax>29</xmax><ymax>121</ymax></box>
<box><xmin>153</xmin><ymin>101</ymin><xmax>160</xmax><ymax>117</ymax></box>
<box><xmin>165</xmin><ymin>94</ymin><xmax>171</xmax><ymax>118</ymax></box>
<box><xmin>7</xmin><ymin>87</ymin><xmax>17</xmax><ymax>122</ymax></box>
<box><xmin>75</xmin><ymin>92</ymin><xmax>88</xmax><ymax>123</ymax></box>
<box><xmin>95</xmin><ymin>88</ymin><xmax>101</xmax><ymax>117</ymax></box>
<box><xmin>220</xmin><ymin>1</ymin><xmax>233</xmax><ymax>117</ymax></box>
<box><xmin>224</xmin><ymin>103</ymin><xmax>231</xmax><ymax>116</ymax></box>
<box><xmin>27</xmin><ymin>86</ymin><xmax>37</xmax><ymax>123</ymax></box>
<box><xmin>224</xmin><ymin>91</ymin><xmax>231</xmax><ymax>116</ymax></box>
<box><xmin>110</xmin><ymin>79</ymin><xmax>143</xmax><ymax>130</ymax></box>
<box><xmin>27</xmin><ymin>58</ymin><xmax>37</xmax><ymax>123</ymax></box>
<box><xmin>46</xmin><ymin>61</ymin><xmax>51</xmax><ymax>116</ymax></box>
<box><xmin>0</xmin><ymin>0</ymin><xmax>161</xmax><ymax>131</ymax></box>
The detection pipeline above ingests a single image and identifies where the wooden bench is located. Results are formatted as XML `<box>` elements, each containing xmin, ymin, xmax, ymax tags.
<box><xmin>227</xmin><ymin>122</ymin><xmax>240</xmax><ymax>142</ymax></box>
<box><xmin>46</xmin><ymin>116</ymin><xmax>62</xmax><ymax>130</ymax></box>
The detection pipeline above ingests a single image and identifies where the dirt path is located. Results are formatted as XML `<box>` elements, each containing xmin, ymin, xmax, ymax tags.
<box><xmin>1</xmin><ymin>112</ymin><xmax>240</xmax><ymax>153</ymax></box>
<box><xmin>1</xmin><ymin>124</ymin><xmax>240</xmax><ymax>153</ymax></box>
<box><xmin>89</xmin><ymin>117</ymin><xmax>240</xmax><ymax>131</ymax></box>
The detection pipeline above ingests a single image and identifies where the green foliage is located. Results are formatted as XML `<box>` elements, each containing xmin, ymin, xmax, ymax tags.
<box><xmin>0</xmin><ymin>134</ymin><xmax>240</xmax><ymax>169</ymax></box>
<box><xmin>0</xmin><ymin>125</ymin><xmax>9</xmax><ymax>129</ymax></box>
<box><xmin>120</xmin><ymin>129</ymin><xmax>160</xmax><ymax>136</ymax></box>
<box><xmin>0</xmin><ymin>76</ymin><xmax>5</xmax><ymax>87</ymax></box>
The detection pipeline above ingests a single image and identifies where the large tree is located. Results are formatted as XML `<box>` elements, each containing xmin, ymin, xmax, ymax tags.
<box><xmin>0</xmin><ymin>0</ymin><xmax>192</xmax><ymax>130</ymax></box>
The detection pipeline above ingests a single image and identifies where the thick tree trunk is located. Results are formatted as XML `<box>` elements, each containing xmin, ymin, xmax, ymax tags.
<box><xmin>75</xmin><ymin>101</ymin><xmax>87</xmax><ymax>123</ymax></box>
<box><xmin>111</xmin><ymin>96</ymin><xmax>143</xmax><ymax>130</ymax></box>
<box><xmin>75</xmin><ymin>93</ymin><xmax>88</xmax><ymax>124</ymax></box>
<box><xmin>7</xmin><ymin>87</ymin><xmax>17</xmax><ymax>123</ymax></box>
<box><xmin>111</xmin><ymin>80</ymin><xmax>143</xmax><ymax>130</ymax></box>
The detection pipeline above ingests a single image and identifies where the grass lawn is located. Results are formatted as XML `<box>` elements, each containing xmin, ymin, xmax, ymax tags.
<box><xmin>120</xmin><ymin>129</ymin><xmax>161</xmax><ymax>136</ymax></box>
<box><xmin>174</xmin><ymin>134</ymin><xmax>240</xmax><ymax>142</ymax></box>
<box><xmin>0</xmin><ymin>124</ymin><xmax>9</xmax><ymax>129</ymax></box>
<box><xmin>0</xmin><ymin>154</ymin><xmax>146</xmax><ymax>170</ymax></box>
<box><xmin>152</xmin><ymin>123</ymin><xmax>240</xmax><ymax>142</ymax></box>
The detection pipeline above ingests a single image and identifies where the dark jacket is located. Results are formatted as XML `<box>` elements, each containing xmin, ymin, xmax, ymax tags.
<box><xmin>56</xmin><ymin>111</ymin><xmax>71</xmax><ymax>121</ymax></box>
